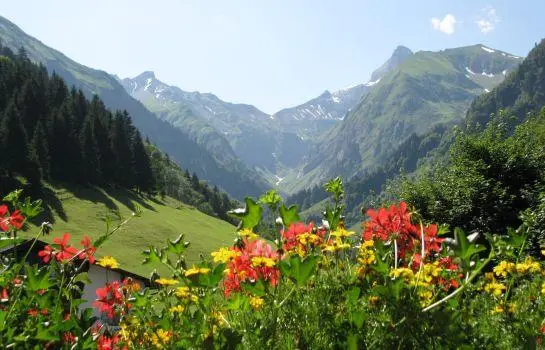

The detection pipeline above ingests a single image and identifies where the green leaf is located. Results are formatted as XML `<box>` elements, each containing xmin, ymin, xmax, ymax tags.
<box><xmin>167</xmin><ymin>234</ymin><xmax>187</xmax><ymax>255</ymax></box>
<box><xmin>350</xmin><ymin>310</ymin><xmax>365</xmax><ymax>329</ymax></box>
<box><xmin>241</xmin><ymin>278</ymin><xmax>266</xmax><ymax>297</ymax></box>
<box><xmin>228</xmin><ymin>197</ymin><xmax>263</xmax><ymax>230</ymax></box>
<box><xmin>279</xmin><ymin>255</ymin><xmax>318</xmax><ymax>286</ymax></box>
<box><xmin>72</xmin><ymin>272</ymin><xmax>92</xmax><ymax>285</ymax></box>
<box><xmin>347</xmin><ymin>334</ymin><xmax>359</xmax><ymax>350</ymax></box>
<box><xmin>2</xmin><ymin>189</ymin><xmax>22</xmax><ymax>204</ymax></box>
<box><xmin>25</xmin><ymin>266</ymin><xmax>54</xmax><ymax>292</ymax></box>
<box><xmin>279</xmin><ymin>204</ymin><xmax>301</xmax><ymax>227</ymax></box>
<box><xmin>17</xmin><ymin>197</ymin><xmax>43</xmax><ymax>219</ymax></box>
<box><xmin>0</xmin><ymin>237</ymin><xmax>24</xmax><ymax>250</ymax></box>
<box><xmin>462</xmin><ymin>244</ymin><xmax>486</xmax><ymax>260</ymax></box>
<box><xmin>142</xmin><ymin>246</ymin><xmax>162</xmax><ymax>265</ymax></box>
<box><xmin>454</xmin><ymin>228</ymin><xmax>470</xmax><ymax>256</ymax></box>
<box><xmin>258</xmin><ymin>189</ymin><xmax>281</xmax><ymax>208</ymax></box>
<box><xmin>345</xmin><ymin>286</ymin><xmax>360</xmax><ymax>304</ymax></box>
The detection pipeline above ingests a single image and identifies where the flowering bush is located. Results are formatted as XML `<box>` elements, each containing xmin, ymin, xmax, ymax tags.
<box><xmin>2</xmin><ymin>178</ymin><xmax>545</xmax><ymax>348</ymax></box>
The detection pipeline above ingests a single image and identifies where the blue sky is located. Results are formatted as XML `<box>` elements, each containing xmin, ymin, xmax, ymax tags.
<box><xmin>1</xmin><ymin>0</ymin><xmax>544</xmax><ymax>113</ymax></box>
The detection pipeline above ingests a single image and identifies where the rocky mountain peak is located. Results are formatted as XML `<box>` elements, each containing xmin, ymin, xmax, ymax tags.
<box><xmin>370</xmin><ymin>45</ymin><xmax>413</xmax><ymax>82</ymax></box>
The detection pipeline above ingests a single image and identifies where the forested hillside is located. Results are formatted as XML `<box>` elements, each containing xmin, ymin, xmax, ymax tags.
<box><xmin>0</xmin><ymin>15</ymin><xmax>267</xmax><ymax>199</ymax></box>
<box><xmin>0</xmin><ymin>43</ymin><xmax>235</xmax><ymax>222</ymax></box>
<box><xmin>293</xmin><ymin>40</ymin><xmax>545</xmax><ymax>226</ymax></box>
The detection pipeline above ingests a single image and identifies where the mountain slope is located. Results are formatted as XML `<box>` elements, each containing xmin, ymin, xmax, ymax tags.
<box><xmin>0</xmin><ymin>15</ymin><xmax>266</xmax><ymax>199</ymax></box>
<box><xmin>466</xmin><ymin>40</ymin><xmax>545</xmax><ymax>128</ymax></box>
<box><xmin>271</xmin><ymin>46</ymin><xmax>414</xmax><ymax>139</ymax></box>
<box><xmin>296</xmin><ymin>45</ymin><xmax>523</xmax><ymax>191</ymax></box>
<box><xmin>24</xmin><ymin>185</ymin><xmax>235</xmax><ymax>276</ymax></box>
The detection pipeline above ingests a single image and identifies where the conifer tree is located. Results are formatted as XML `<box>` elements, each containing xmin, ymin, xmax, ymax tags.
<box><xmin>28</xmin><ymin>120</ymin><xmax>50</xmax><ymax>181</ymax></box>
<box><xmin>132</xmin><ymin>130</ymin><xmax>154</xmax><ymax>193</ymax></box>
<box><xmin>79</xmin><ymin>115</ymin><xmax>101</xmax><ymax>184</ymax></box>
<box><xmin>0</xmin><ymin>100</ymin><xmax>28</xmax><ymax>176</ymax></box>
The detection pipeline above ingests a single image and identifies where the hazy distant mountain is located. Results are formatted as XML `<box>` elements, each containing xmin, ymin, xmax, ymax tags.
<box><xmin>291</xmin><ymin>44</ymin><xmax>523</xmax><ymax>192</ymax></box>
<box><xmin>0</xmin><ymin>15</ymin><xmax>267</xmax><ymax>198</ymax></box>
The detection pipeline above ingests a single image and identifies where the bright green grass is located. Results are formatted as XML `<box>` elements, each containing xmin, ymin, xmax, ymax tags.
<box><xmin>22</xmin><ymin>184</ymin><xmax>236</xmax><ymax>277</ymax></box>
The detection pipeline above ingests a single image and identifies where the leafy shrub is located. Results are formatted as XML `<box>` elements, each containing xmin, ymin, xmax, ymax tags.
<box><xmin>2</xmin><ymin>180</ymin><xmax>545</xmax><ymax>349</ymax></box>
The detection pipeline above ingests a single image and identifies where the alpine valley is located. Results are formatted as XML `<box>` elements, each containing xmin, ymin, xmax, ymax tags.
<box><xmin>0</xmin><ymin>15</ymin><xmax>524</xmax><ymax>204</ymax></box>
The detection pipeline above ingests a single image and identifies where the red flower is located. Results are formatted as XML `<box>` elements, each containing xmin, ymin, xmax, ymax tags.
<box><xmin>28</xmin><ymin>309</ymin><xmax>39</xmax><ymax>317</ymax></box>
<box><xmin>438</xmin><ymin>257</ymin><xmax>459</xmax><ymax>271</ymax></box>
<box><xmin>0</xmin><ymin>205</ymin><xmax>8</xmax><ymax>231</ymax></box>
<box><xmin>38</xmin><ymin>245</ymin><xmax>55</xmax><ymax>263</ymax></box>
<box><xmin>40</xmin><ymin>308</ymin><xmax>49</xmax><ymax>316</ymax></box>
<box><xmin>97</xmin><ymin>334</ymin><xmax>120</xmax><ymax>350</ymax></box>
<box><xmin>79</xmin><ymin>236</ymin><xmax>96</xmax><ymax>264</ymax></box>
<box><xmin>62</xmin><ymin>332</ymin><xmax>76</xmax><ymax>345</ymax></box>
<box><xmin>281</xmin><ymin>222</ymin><xmax>325</xmax><ymax>255</ymax></box>
<box><xmin>363</xmin><ymin>202</ymin><xmax>444</xmax><ymax>262</ymax></box>
<box><xmin>423</xmin><ymin>224</ymin><xmax>444</xmax><ymax>255</ymax></box>
<box><xmin>8</xmin><ymin>210</ymin><xmax>25</xmax><ymax>229</ymax></box>
<box><xmin>1</xmin><ymin>288</ymin><xmax>9</xmax><ymax>302</ymax></box>
<box><xmin>223</xmin><ymin>239</ymin><xmax>280</xmax><ymax>296</ymax></box>
<box><xmin>52</xmin><ymin>233</ymin><xmax>79</xmax><ymax>262</ymax></box>
<box><xmin>94</xmin><ymin>281</ymin><xmax>124</xmax><ymax>319</ymax></box>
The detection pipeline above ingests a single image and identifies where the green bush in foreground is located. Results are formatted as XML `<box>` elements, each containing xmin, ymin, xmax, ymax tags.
<box><xmin>1</xmin><ymin>180</ymin><xmax>545</xmax><ymax>349</ymax></box>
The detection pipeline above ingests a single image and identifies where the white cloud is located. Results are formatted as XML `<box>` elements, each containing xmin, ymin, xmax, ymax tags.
<box><xmin>430</xmin><ymin>14</ymin><xmax>456</xmax><ymax>35</ymax></box>
<box><xmin>476</xmin><ymin>6</ymin><xmax>500</xmax><ymax>34</ymax></box>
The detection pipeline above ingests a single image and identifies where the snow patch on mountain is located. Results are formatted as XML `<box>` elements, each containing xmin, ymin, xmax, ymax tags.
<box><xmin>465</xmin><ymin>67</ymin><xmax>476</xmax><ymax>75</ymax></box>
<box><xmin>481</xmin><ymin>46</ymin><xmax>495</xmax><ymax>53</ymax></box>
<box><xmin>144</xmin><ymin>78</ymin><xmax>152</xmax><ymax>91</ymax></box>
<box><xmin>481</xmin><ymin>71</ymin><xmax>495</xmax><ymax>78</ymax></box>
<box><xmin>364</xmin><ymin>78</ymin><xmax>381</xmax><ymax>87</ymax></box>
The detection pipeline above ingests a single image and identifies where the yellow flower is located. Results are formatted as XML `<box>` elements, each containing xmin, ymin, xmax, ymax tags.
<box><xmin>96</xmin><ymin>256</ymin><xmax>119</xmax><ymax>269</ymax></box>
<box><xmin>155</xmin><ymin>278</ymin><xmax>179</xmax><ymax>286</ymax></box>
<box><xmin>356</xmin><ymin>266</ymin><xmax>369</xmax><ymax>277</ymax></box>
<box><xmin>368</xmin><ymin>296</ymin><xmax>379</xmax><ymax>306</ymax></box>
<box><xmin>494</xmin><ymin>261</ymin><xmax>515</xmax><ymax>278</ymax></box>
<box><xmin>249</xmin><ymin>296</ymin><xmax>265</xmax><ymax>310</ymax></box>
<box><xmin>508</xmin><ymin>303</ymin><xmax>516</xmax><ymax>314</ymax></box>
<box><xmin>184</xmin><ymin>266</ymin><xmax>211</xmax><ymax>277</ymax></box>
<box><xmin>323</xmin><ymin>239</ymin><xmax>351</xmax><ymax>252</ymax></box>
<box><xmin>211</xmin><ymin>247</ymin><xmax>240</xmax><ymax>263</ymax></box>
<box><xmin>357</xmin><ymin>249</ymin><xmax>376</xmax><ymax>266</ymax></box>
<box><xmin>329</xmin><ymin>228</ymin><xmax>355</xmax><ymax>238</ymax></box>
<box><xmin>238</xmin><ymin>228</ymin><xmax>258</xmax><ymax>240</ymax></box>
<box><xmin>541</xmin><ymin>250</ymin><xmax>545</xmax><ymax>256</ymax></box>
<box><xmin>362</xmin><ymin>240</ymin><xmax>375</xmax><ymax>249</ymax></box>
<box><xmin>515</xmin><ymin>257</ymin><xmax>541</xmax><ymax>274</ymax></box>
<box><xmin>418</xmin><ymin>289</ymin><xmax>433</xmax><ymax>306</ymax></box>
<box><xmin>174</xmin><ymin>286</ymin><xmax>198</xmax><ymax>302</ymax></box>
<box><xmin>175</xmin><ymin>286</ymin><xmax>190</xmax><ymax>297</ymax></box>
<box><xmin>541</xmin><ymin>282</ymin><xmax>545</xmax><ymax>295</ymax></box>
<box><xmin>151</xmin><ymin>329</ymin><xmax>171</xmax><ymax>349</ymax></box>
<box><xmin>169</xmin><ymin>305</ymin><xmax>185</xmax><ymax>313</ymax></box>
<box><xmin>390</xmin><ymin>267</ymin><xmax>415</xmax><ymax>281</ymax></box>
<box><xmin>251</xmin><ymin>256</ymin><xmax>276</xmax><ymax>268</ymax></box>
<box><xmin>484</xmin><ymin>282</ymin><xmax>506</xmax><ymax>297</ymax></box>
<box><xmin>297</xmin><ymin>232</ymin><xmax>320</xmax><ymax>245</ymax></box>
<box><xmin>492</xmin><ymin>305</ymin><xmax>504</xmax><ymax>314</ymax></box>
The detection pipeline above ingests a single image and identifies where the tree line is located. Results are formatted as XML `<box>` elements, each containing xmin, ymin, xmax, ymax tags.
<box><xmin>0</xmin><ymin>43</ymin><xmax>235</xmax><ymax>222</ymax></box>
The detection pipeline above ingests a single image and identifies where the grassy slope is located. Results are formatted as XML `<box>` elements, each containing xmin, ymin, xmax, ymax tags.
<box><xmin>22</xmin><ymin>184</ymin><xmax>236</xmax><ymax>276</ymax></box>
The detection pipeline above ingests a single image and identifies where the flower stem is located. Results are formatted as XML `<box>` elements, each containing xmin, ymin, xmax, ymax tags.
<box><xmin>422</xmin><ymin>251</ymin><xmax>494</xmax><ymax>312</ymax></box>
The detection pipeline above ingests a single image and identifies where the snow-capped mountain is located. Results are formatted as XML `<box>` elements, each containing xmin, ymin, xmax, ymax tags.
<box><xmin>269</xmin><ymin>46</ymin><xmax>414</xmax><ymax>136</ymax></box>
